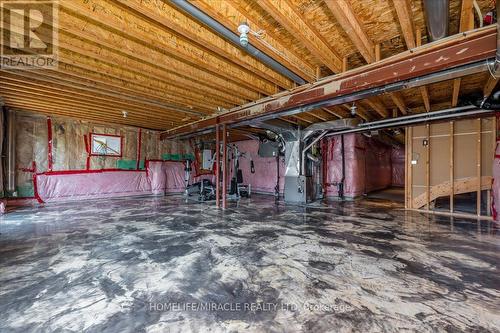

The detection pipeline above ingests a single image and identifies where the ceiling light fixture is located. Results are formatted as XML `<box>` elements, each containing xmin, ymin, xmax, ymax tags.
<box><xmin>350</xmin><ymin>102</ymin><xmax>357</xmax><ymax>116</ymax></box>
<box><xmin>237</xmin><ymin>22</ymin><xmax>250</xmax><ymax>47</ymax></box>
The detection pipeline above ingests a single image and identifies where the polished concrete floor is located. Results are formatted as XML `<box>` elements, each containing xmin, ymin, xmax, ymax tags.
<box><xmin>0</xmin><ymin>195</ymin><xmax>499</xmax><ymax>333</ymax></box>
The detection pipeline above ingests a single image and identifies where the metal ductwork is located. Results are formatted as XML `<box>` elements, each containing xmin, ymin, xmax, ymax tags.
<box><xmin>423</xmin><ymin>0</ymin><xmax>449</xmax><ymax>41</ymax></box>
<box><xmin>169</xmin><ymin>0</ymin><xmax>306</xmax><ymax>85</ymax></box>
<box><xmin>6</xmin><ymin>108</ymin><xmax>16</xmax><ymax>195</ymax></box>
<box><xmin>302</xmin><ymin>118</ymin><xmax>360</xmax><ymax>141</ymax></box>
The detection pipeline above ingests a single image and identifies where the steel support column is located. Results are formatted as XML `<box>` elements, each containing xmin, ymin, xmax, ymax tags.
<box><xmin>222</xmin><ymin>124</ymin><xmax>227</xmax><ymax>209</ymax></box>
<box><xmin>215</xmin><ymin>124</ymin><xmax>220</xmax><ymax>208</ymax></box>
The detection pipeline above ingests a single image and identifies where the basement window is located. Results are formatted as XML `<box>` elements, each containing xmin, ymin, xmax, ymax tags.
<box><xmin>90</xmin><ymin>133</ymin><xmax>122</xmax><ymax>157</ymax></box>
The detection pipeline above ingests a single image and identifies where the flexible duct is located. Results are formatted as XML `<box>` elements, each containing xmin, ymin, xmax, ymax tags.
<box><xmin>169</xmin><ymin>0</ymin><xmax>306</xmax><ymax>85</ymax></box>
<box><xmin>423</xmin><ymin>0</ymin><xmax>449</xmax><ymax>41</ymax></box>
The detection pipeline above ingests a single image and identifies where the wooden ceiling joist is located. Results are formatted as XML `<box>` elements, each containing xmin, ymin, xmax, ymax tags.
<box><xmin>393</xmin><ymin>0</ymin><xmax>417</xmax><ymax>49</ymax></box>
<box><xmin>61</xmin><ymin>1</ymin><xmax>276</xmax><ymax>95</ymax></box>
<box><xmin>257</xmin><ymin>0</ymin><xmax>342</xmax><ymax>73</ymax></box>
<box><xmin>163</xmin><ymin>25</ymin><xmax>497</xmax><ymax>138</ymax></box>
<box><xmin>390</xmin><ymin>92</ymin><xmax>408</xmax><ymax>115</ymax></box>
<box><xmin>364</xmin><ymin>97</ymin><xmax>390</xmax><ymax>118</ymax></box>
<box><xmin>324</xmin><ymin>2</ymin><xmax>405</xmax><ymax>118</ymax></box>
<box><xmin>3</xmin><ymin>9</ymin><xmax>251</xmax><ymax>114</ymax></box>
<box><xmin>0</xmin><ymin>91</ymin><xmax>181</xmax><ymax>128</ymax></box>
<box><xmin>324</xmin><ymin>0</ymin><xmax>375</xmax><ymax>63</ymax></box>
<box><xmin>3</xmin><ymin>99</ymin><xmax>178</xmax><ymax>130</ymax></box>
<box><xmin>191</xmin><ymin>0</ymin><xmax>316</xmax><ymax>81</ymax></box>
<box><xmin>452</xmin><ymin>0</ymin><xmax>475</xmax><ymax>106</ymax></box>
<box><xmin>0</xmin><ymin>82</ymin><xmax>190</xmax><ymax>124</ymax></box>
<box><xmin>113</xmin><ymin>0</ymin><xmax>294</xmax><ymax>90</ymax></box>
<box><xmin>1</xmin><ymin>70</ymin><xmax>200</xmax><ymax>119</ymax></box>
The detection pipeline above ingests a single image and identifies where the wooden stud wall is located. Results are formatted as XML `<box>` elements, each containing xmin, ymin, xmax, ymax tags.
<box><xmin>406</xmin><ymin>117</ymin><xmax>497</xmax><ymax>219</ymax></box>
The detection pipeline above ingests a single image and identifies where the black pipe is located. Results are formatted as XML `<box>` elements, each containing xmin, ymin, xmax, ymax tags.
<box><xmin>169</xmin><ymin>0</ymin><xmax>306</xmax><ymax>85</ymax></box>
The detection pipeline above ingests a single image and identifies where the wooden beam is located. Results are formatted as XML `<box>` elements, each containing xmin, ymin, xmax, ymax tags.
<box><xmin>258</xmin><ymin>0</ymin><xmax>342</xmax><ymax>72</ymax></box>
<box><xmin>483</xmin><ymin>76</ymin><xmax>500</xmax><ymax>98</ymax></box>
<box><xmin>342</xmin><ymin>57</ymin><xmax>349</xmax><ymax>73</ymax></box>
<box><xmin>416</xmin><ymin>29</ymin><xmax>431</xmax><ymax>112</ymax></box>
<box><xmin>114</xmin><ymin>0</ymin><xmax>294</xmax><ymax>89</ymax></box>
<box><xmin>60</xmin><ymin>1</ymin><xmax>276</xmax><ymax>95</ymax></box>
<box><xmin>0</xmin><ymin>71</ymin><xmax>202</xmax><ymax>119</ymax></box>
<box><xmin>2</xmin><ymin>98</ymin><xmax>177</xmax><ymax>130</ymax></box>
<box><xmin>0</xmin><ymin>87</ymin><xmax>185</xmax><ymax>124</ymax></box>
<box><xmin>7</xmin><ymin>106</ymin><xmax>171</xmax><ymax>130</ymax></box>
<box><xmin>452</xmin><ymin>78</ymin><xmax>461</xmax><ymax>107</ymax></box>
<box><xmin>452</xmin><ymin>0</ymin><xmax>475</xmax><ymax>107</ymax></box>
<box><xmin>322</xmin><ymin>107</ymin><xmax>346</xmax><ymax>119</ymax></box>
<box><xmin>324</xmin><ymin>0</ymin><xmax>375</xmax><ymax>63</ymax></box>
<box><xmin>193</xmin><ymin>0</ymin><xmax>316</xmax><ymax>82</ymax></box>
<box><xmin>390</xmin><ymin>91</ymin><xmax>408</xmax><ymax>115</ymax></box>
<box><xmin>163</xmin><ymin>26</ymin><xmax>498</xmax><ymax>138</ymax></box>
<box><xmin>459</xmin><ymin>0</ymin><xmax>475</xmax><ymax>32</ymax></box>
<box><xmin>393</xmin><ymin>0</ymin><xmax>416</xmax><ymax>49</ymax></box>
<box><xmin>0</xmin><ymin>77</ymin><xmax>194</xmax><ymax>121</ymax></box>
<box><xmin>365</xmin><ymin>97</ymin><xmax>390</xmax><ymax>118</ymax></box>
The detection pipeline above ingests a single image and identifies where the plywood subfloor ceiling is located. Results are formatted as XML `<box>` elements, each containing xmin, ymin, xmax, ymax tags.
<box><xmin>0</xmin><ymin>0</ymin><xmax>497</xmax><ymax>130</ymax></box>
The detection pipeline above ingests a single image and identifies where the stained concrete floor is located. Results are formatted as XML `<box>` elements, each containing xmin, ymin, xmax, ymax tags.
<box><xmin>0</xmin><ymin>195</ymin><xmax>499</xmax><ymax>333</ymax></box>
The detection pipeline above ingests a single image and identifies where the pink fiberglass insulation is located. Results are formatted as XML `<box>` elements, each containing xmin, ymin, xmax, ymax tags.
<box><xmin>164</xmin><ymin>162</ymin><xmax>186</xmax><ymax>193</ymax></box>
<box><xmin>391</xmin><ymin>146</ymin><xmax>405</xmax><ymax>187</ymax></box>
<box><xmin>34</xmin><ymin>161</ymin><xmax>187</xmax><ymax>203</ymax></box>
<box><xmin>492</xmin><ymin>141</ymin><xmax>500</xmax><ymax>222</ymax></box>
<box><xmin>232</xmin><ymin>140</ymin><xmax>284</xmax><ymax>194</ymax></box>
<box><xmin>148</xmin><ymin>161</ymin><xmax>185</xmax><ymax>194</ymax></box>
<box><xmin>364</xmin><ymin>137</ymin><xmax>392</xmax><ymax>193</ymax></box>
<box><xmin>36</xmin><ymin>170</ymin><xmax>151</xmax><ymax>202</ymax></box>
<box><xmin>323</xmin><ymin>134</ymin><xmax>365</xmax><ymax>197</ymax></box>
<box><xmin>323</xmin><ymin>134</ymin><xmax>395</xmax><ymax>198</ymax></box>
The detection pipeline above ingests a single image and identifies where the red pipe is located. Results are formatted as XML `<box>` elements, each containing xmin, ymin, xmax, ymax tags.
<box><xmin>47</xmin><ymin>117</ymin><xmax>53</xmax><ymax>171</ymax></box>
<box><xmin>84</xmin><ymin>134</ymin><xmax>91</xmax><ymax>170</ymax></box>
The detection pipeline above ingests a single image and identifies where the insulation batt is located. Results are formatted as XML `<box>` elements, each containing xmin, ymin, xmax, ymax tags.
<box><xmin>35</xmin><ymin>161</ymin><xmax>187</xmax><ymax>202</ymax></box>
<box><xmin>323</xmin><ymin>134</ymin><xmax>404</xmax><ymax>198</ymax></box>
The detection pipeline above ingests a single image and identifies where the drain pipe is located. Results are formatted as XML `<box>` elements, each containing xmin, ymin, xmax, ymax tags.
<box><xmin>169</xmin><ymin>0</ymin><xmax>306</xmax><ymax>85</ymax></box>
